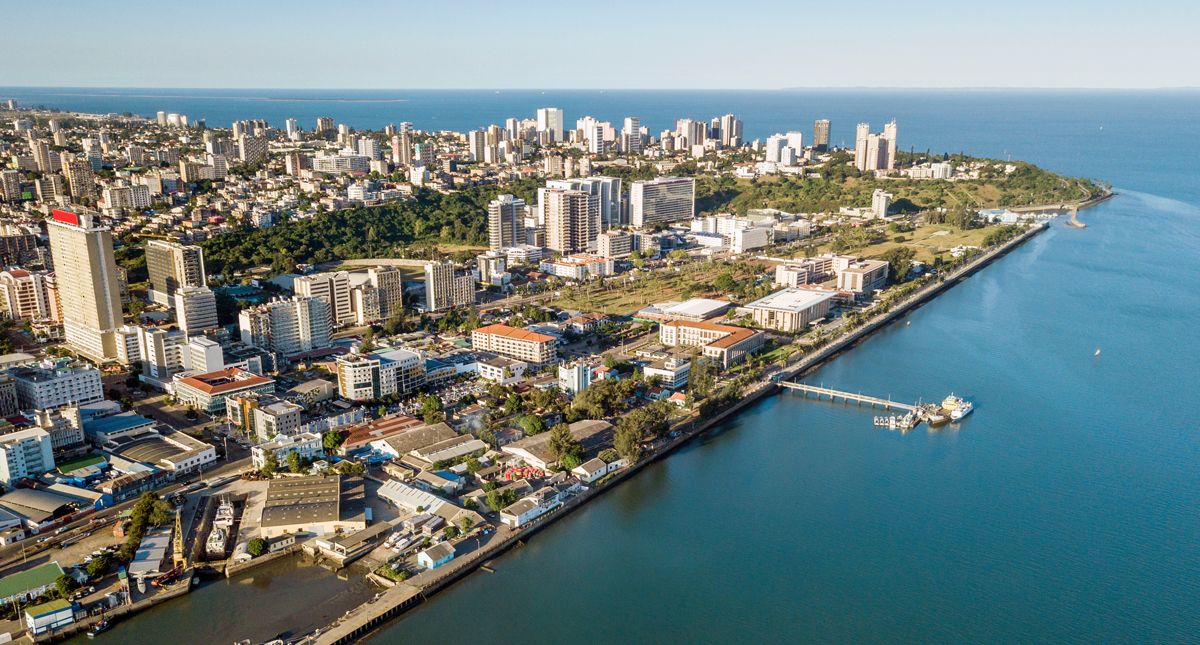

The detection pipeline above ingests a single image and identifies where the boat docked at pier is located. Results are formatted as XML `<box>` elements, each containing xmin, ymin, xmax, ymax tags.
<box><xmin>951</xmin><ymin>400</ymin><xmax>974</xmax><ymax>421</ymax></box>
<box><xmin>206</xmin><ymin>526</ymin><xmax>229</xmax><ymax>557</ymax></box>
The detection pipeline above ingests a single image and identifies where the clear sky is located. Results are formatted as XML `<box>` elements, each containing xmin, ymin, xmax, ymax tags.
<box><xmin>7</xmin><ymin>0</ymin><xmax>1198</xmax><ymax>89</ymax></box>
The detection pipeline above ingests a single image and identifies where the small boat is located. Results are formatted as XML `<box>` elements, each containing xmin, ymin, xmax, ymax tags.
<box><xmin>1094</xmin><ymin>348</ymin><xmax>1101</xmax><ymax>357</ymax></box>
<box><xmin>87</xmin><ymin>619</ymin><xmax>110</xmax><ymax>638</ymax></box>
<box><xmin>906</xmin><ymin>321</ymin><xmax>911</xmax><ymax>326</ymax></box>
<box><xmin>951</xmin><ymin>401</ymin><xmax>974</xmax><ymax>421</ymax></box>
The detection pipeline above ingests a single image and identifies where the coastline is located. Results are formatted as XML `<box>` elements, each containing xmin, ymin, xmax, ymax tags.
<box><xmin>311</xmin><ymin>218</ymin><xmax>1062</xmax><ymax>645</ymax></box>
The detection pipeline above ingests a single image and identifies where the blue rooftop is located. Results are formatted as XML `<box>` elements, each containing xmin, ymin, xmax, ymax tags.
<box><xmin>83</xmin><ymin>413</ymin><xmax>156</xmax><ymax>436</ymax></box>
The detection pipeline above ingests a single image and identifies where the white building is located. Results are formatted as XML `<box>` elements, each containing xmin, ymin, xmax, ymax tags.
<box><xmin>630</xmin><ymin>177</ymin><xmax>695</xmax><ymax>229</ymax></box>
<box><xmin>0</xmin><ymin>429</ymin><xmax>55</xmax><ymax>486</ymax></box>
<box><xmin>174</xmin><ymin>286</ymin><xmax>218</xmax><ymax>336</ymax></box>
<box><xmin>335</xmin><ymin>348</ymin><xmax>426</xmax><ymax>402</ymax></box>
<box><xmin>251</xmin><ymin>432</ymin><xmax>323</xmax><ymax>469</ymax></box>
<box><xmin>9</xmin><ymin>360</ymin><xmax>104</xmax><ymax>410</ymax></box>
<box><xmin>238</xmin><ymin>296</ymin><xmax>333</xmax><ymax>357</ymax></box>
<box><xmin>744</xmin><ymin>288</ymin><xmax>837</xmax><ymax>332</ymax></box>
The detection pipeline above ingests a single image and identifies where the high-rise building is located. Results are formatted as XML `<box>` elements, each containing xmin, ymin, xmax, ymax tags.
<box><xmin>622</xmin><ymin>117</ymin><xmax>643</xmax><ymax>154</ymax></box>
<box><xmin>285</xmin><ymin>118</ymin><xmax>299</xmax><ymax>139</ymax></box>
<box><xmin>786</xmin><ymin>131</ymin><xmax>804</xmax><ymax>152</ymax></box>
<box><xmin>675</xmin><ymin>119</ymin><xmax>706</xmax><ymax>148</ymax></box>
<box><xmin>46</xmin><ymin>210</ymin><xmax>125</xmax><ymax>362</ymax></box>
<box><xmin>367</xmin><ymin>266</ymin><xmax>404</xmax><ymax>319</ymax></box>
<box><xmin>238</xmin><ymin>296</ymin><xmax>333</xmax><ymax>357</ymax></box>
<box><xmin>467</xmin><ymin>130</ymin><xmax>487</xmax><ymax>163</ymax></box>
<box><xmin>0</xmin><ymin>269</ymin><xmax>50</xmax><ymax>321</ymax></box>
<box><xmin>424</xmin><ymin>261</ymin><xmax>474</xmax><ymax>312</ymax></box>
<box><xmin>718</xmin><ymin>114</ymin><xmax>743</xmax><ymax>147</ymax></box>
<box><xmin>175</xmin><ymin>286</ymin><xmax>218</xmax><ymax>336</ymax></box>
<box><xmin>315</xmin><ymin>116</ymin><xmax>334</xmax><ymax>133</ymax></box>
<box><xmin>543</xmin><ymin>189</ymin><xmax>595</xmax><ymax>254</ymax></box>
<box><xmin>536</xmin><ymin>107</ymin><xmax>564</xmax><ymax>143</ymax></box>
<box><xmin>630</xmin><ymin>177</ymin><xmax>696</xmax><ymax>229</ymax></box>
<box><xmin>854</xmin><ymin>122</ymin><xmax>871</xmax><ymax>171</ymax></box>
<box><xmin>293</xmin><ymin>271</ymin><xmax>353</xmax><ymax>327</ymax></box>
<box><xmin>357</xmin><ymin>137</ymin><xmax>381</xmax><ymax>161</ymax></box>
<box><xmin>883</xmin><ymin>119</ymin><xmax>898</xmax><ymax>170</ymax></box>
<box><xmin>237</xmin><ymin>136</ymin><xmax>268</xmax><ymax>165</ymax></box>
<box><xmin>488</xmin><ymin>194</ymin><xmax>526</xmax><ymax>250</ymax></box>
<box><xmin>391</xmin><ymin>132</ymin><xmax>413</xmax><ymax>166</ymax></box>
<box><xmin>62</xmin><ymin>155</ymin><xmax>96</xmax><ymax>200</ymax></box>
<box><xmin>0</xmin><ymin>428</ymin><xmax>55</xmax><ymax>487</ymax></box>
<box><xmin>813</xmin><ymin>119</ymin><xmax>830</xmax><ymax>151</ymax></box>
<box><xmin>765</xmin><ymin>134</ymin><xmax>786</xmax><ymax>163</ymax></box>
<box><xmin>145</xmin><ymin>239</ymin><xmax>206</xmax><ymax>306</ymax></box>
<box><xmin>0</xmin><ymin>170</ymin><xmax>21</xmax><ymax>202</ymax></box>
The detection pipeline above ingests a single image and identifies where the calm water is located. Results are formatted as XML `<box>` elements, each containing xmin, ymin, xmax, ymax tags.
<box><xmin>73</xmin><ymin>556</ymin><xmax>374</xmax><ymax>644</ymax></box>
<box><xmin>23</xmin><ymin>90</ymin><xmax>1200</xmax><ymax>642</ymax></box>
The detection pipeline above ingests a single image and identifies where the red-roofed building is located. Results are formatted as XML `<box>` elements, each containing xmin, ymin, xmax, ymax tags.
<box><xmin>471</xmin><ymin>324</ymin><xmax>557</xmax><ymax>365</ymax></box>
<box><xmin>340</xmin><ymin>414</ymin><xmax>426</xmax><ymax>452</ymax></box>
<box><xmin>172</xmin><ymin>368</ymin><xmax>276</xmax><ymax>413</ymax></box>
<box><xmin>659</xmin><ymin>320</ymin><xmax>763</xmax><ymax>369</ymax></box>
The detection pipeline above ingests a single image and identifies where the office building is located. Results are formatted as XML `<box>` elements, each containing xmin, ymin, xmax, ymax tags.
<box><xmin>174</xmin><ymin>286</ymin><xmax>218</xmax><ymax>336</ymax></box>
<box><xmin>545</xmin><ymin>177</ymin><xmax>621</xmax><ymax>230</ymax></box>
<box><xmin>472</xmin><ymin>324</ymin><xmax>557</xmax><ymax>365</ymax></box>
<box><xmin>658</xmin><ymin>320</ymin><xmax>763</xmax><ymax>369</ymax></box>
<box><xmin>488</xmin><ymin>194</ymin><xmax>526</xmax><ymax>250</ymax></box>
<box><xmin>836</xmin><ymin>259</ymin><xmax>890</xmax><ymax>295</ymax></box>
<box><xmin>536</xmin><ymin>107</ymin><xmax>564</xmax><ymax>142</ymax></box>
<box><xmin>46</xmin><ymin>210</ymin><xmax>124</xmax><ymax>362</ymax></box>
<box><xmin>335</xmin><ymin>348</ymin><xmax>426</xmax><ymax>402</ymax></box>
<box><xmin>622</xmin><ymin>116</ymin><xmax>642</xmax><ymax>154</ymax></box>
<box><xmin>238</xmin><ymin>296</ymin><xmax>333</xmax><ymax>357</ymax></box>
<box><xmin>630</xmin><ymin>177</ymin><xmax>695</xmax><ymax>228</ymax></box>
<box><xmin>744</xmin><ymin>288</ymin><xmax>837</xmax><ymax>332</ymax></box>
<box><xmin>172</xmin><ymin>367</ymin><xmax>275</xmax><ymax>414</ymax></box>
<box><xmin>294</xmin><ymin>271</ymin><xmax>354</xmax><ymax>328</ymax></box>
<box><xmin>424</xmin><ymin>261</ymin><xmax>473</xmax><ymax>312</ymax></box>
<box><xmin>596</xmin><ymin>231</ymin><xmax>633</xmax><ymax>258</ymax></box>
<box><xmin>813</xmin><ymin>119</ymin><xmax>830</xmax><ymax>151</ymax></box>
<box><xmin>8</xmin><ymin>359</ymin><xmax>104</xmax><ymax>410</ymax></box>
<box><xmin>145</xmin><ymin>239</ymin><xmax>206</xmax><ymax>306</ymax></box>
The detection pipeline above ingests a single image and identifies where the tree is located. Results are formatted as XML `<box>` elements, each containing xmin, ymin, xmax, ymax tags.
<box><xmin>548</xmin><ymin>423</ymin><xmax>582</xmax><ymax>464</ymax></box>
<box><xmin>443</xmin><ymin>525</ymin><xmax>460</xmax><ymax>540</ymax></box>
<box><xmin>287</xmin><ymin>450</ymin><xmax>304</xmax><ymax>474</ymax></box>
<box><xmin>86</xmin><ymin>554</ymin><xmax>111</xmax><ymax>579</ymax></box>
<box><xmin>55</xmin><ymin>574</ymin><xmax>78</xmax><ymax>599</ymax></box>
<box><xmin>614</xmin><ymin>424</ymin><xmax>642</xmax><ymax>464</ymax></box>
<box><xmin>713</xmin><ymin>272</ymin><xmax>737</xmax><ymax>293</ymax></box>
<box><xmin>336</xmin><ymin>460</ymin><xmax>366</xmax><ymax>476</ymax></box>
<box><xmin>323</xmin><ymin>430</ymin><xmax>344</xmax><ymax>454</ymax></box>
<box><xmin>598</xmin><ymin>448</ymin><xmax>620</xmax><ymax>463</ymax></box>
<box><xmin>261</xmin><ymin>451</ymin><xmax>278</xmax><ymax>477</ymax></box>
<box><xmin>517</xmin><ymin>414</ymin><xmax>545</xmax><ymax>436</ymax></box>
<box><xmin>458</xmin><ymin>516</ymin><xmax>474</xmax><ymax>532</ymax></box>
<box><xmin>421</xmin><ymin>395</ymin><xmax>444</xmax><ymax>424</ymax></box>
<box><xmin>247</xmin><ymin>538</ymin><xmax>268</xmax><ymax>557</ymax></box>
<box><xmin>465</xmin><ymin>457</ymin><xmax>482</xmax><ymax>474</ymax></box>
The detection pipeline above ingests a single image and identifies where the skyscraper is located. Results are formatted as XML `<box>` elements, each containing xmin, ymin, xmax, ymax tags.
<box><xmin>544</xmin><ymin>189</ymin><xmax>595</xmax><ymax>254</ymax></box>
<box><xmin>883</xmin><ymin>119</ymin><xmax>898</xmax><ymax>170</ymax></box>
<box><xmin>855</xmin><ymin>121</ymin><xmax>897</xmax><ymax>172</ymax></box>
<box><xmin>854</xmin><ymin>123</ymin><xmax>871</xmax><ymax>171</ymax></box>
<box><xmin>812</xmin><ymin>119</ymin><xmax>830</xmax><ymax>151</ymax></box>
<box><xmin>46</xmin><ymin>210</ymin><xmax>125</xmax><ymax>362</ymax></box>
<box><xmin>391</xmin><ymin>132</ymin><xmax>413</xmax><ymax>165</ymax></box>
<box><xmin>145</xmin><ymin>239</ymin><xmax>206</xmax><ymax>306</ymax></box>
<box><xmin>630</xmin><ymin>177</ymin><xmax>696</xmax><ymax>229</ymax></box>
<box><xmin>62</xmin><ymin>155</ymin><xmax>96</xmax><ymax>201</ymax></box>
<box><xmin>488</xmin><ymin>194</ymin><xmax>526</xmax><ymax>250</ymax></box>
<box><xmin>424</xmin><ymin>261</ymin><xmax>474</xmax><ymax>312</ymax></box>
<box><xmin>293</xmin><ymin>271</ymin><xmax>354</xmax><ymax>327</ymax></box>
<box><xmin>174</xmin><ymin>286</ymin><xmax>218</xmax><ymax>336</ymax></box>
<box><xmin>622</xmin><ymin>117</ymin><xmax>642</xmax><ymax>154</ymax></box>
<box><xmin>719</xmin><ymin>114</ymin><xmax>743</xmax><ymax>147</ymax></box>
<box><xmin>536</xmin><ymin>107</ymin><xmax>564</xmax><ymax>143</ymax></box>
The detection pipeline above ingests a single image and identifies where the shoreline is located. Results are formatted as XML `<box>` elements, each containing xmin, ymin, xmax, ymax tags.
<box><xmin>311</xmin><ymin>218</ymin><xmax>1064</xmax><ymax>644</ymax></box>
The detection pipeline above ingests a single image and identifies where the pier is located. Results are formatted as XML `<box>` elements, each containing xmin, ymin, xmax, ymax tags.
<box><xmin>780</xmin><ymin>382</ymin><xmax>916</xmax><ymax>412</ymax></box>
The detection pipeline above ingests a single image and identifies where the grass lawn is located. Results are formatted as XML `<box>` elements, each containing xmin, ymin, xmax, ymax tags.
<box><xmin>552</xmin><ymin>266</ymin><xmax>715</xmax><ymax>315</ymax></box>
<box><xmin>814</xmin><ymin>224</ymin><xmax>998</xmax><ymax>263</ymax></box>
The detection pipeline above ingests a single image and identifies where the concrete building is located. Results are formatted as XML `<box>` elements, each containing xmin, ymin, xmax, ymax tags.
<box><xmin>251</xmin><ymin>432</ymin><xmax>323</xmax><ymax>469</ymax></box>
<box><xmin>46</xmin><ymin>210</ymin><xmax>125</xmax><ymax>363</ymax></box>
<box><xmin>0</xmin><ymin>429</ymin><xmax>55</xmax><ymax>486</ymax></box>
<box><xmin>238</xmin><ymin>296</ymin><xmax>333</xmax><ymax>357</ymax></box>
<box><xmin>172</xmin><ymin>367</ymin><xmax>276</xmax><ymax>414</ymax></box>
<box><xmin>538</xmin><ymin>254</ymin><xmax>614</xmax><ymax>281</ymax></box>
<box><xmin>488</xmin><ymin>194</ymin><xmax>526</xmax><ymax>251</ymax></box>
<box><xmin>174</xmin><ymin>286</ymin><xmax>218</xmax><ymax>336</ymax></box>
<box><xmin>423</xmin><ymin>261</ymin><xmax>473</xmax><ymax>312</ymax></box>
<box><xmin>836</xmin><ymin>259</ymin><xmax>890</xmax><ymax>296</ymax></box>
<box><xmin>558</xmin><ymin>362</ymin><xmax>592</xmax><ymax>395</ymax></box>
<box><xmin>871</xmin><ymin>189</ymin><xmax>892</xmax><ymax>219</ymax></box>
<box><xmin>0</xmin><ymin>270</ymin><xmax>51</xmax><ymax>322</ymax></box>
<box><xmin>596</xmin><ymin>231</ymin><xmax>633</xmax><ymax>259</ymax></box>
<box><xmin>145</xmin><ymin>239</ymin><xmax>206</xmax><ymax>307</ymax></box>
<box><xmin>335</xmin><ymin>348</ymin><xmax>426</xmax><ymax>402</ymax></box>
<box><xmin>226</xmin><ymin>392</ymin><xmax>304</xmax><ymax>441</ymax></box>
<box><xmin>744</xmin><ymin>288</ymin><xmax>837</xmax><ymax>332</ymax></box>
<box><xmin>294</xmin><ymin>271</ymin><xmax>354</xmax><ymax>328</ymax></box>
<box><xmin>643</xmin><ymin>355</ymin><xmax>691</xmax><ymax>390</ymax></box>
<box><xmin>471</xmin><ymin>324</ymin><xmax>557</xmax><ymax>365</ymax></box>
<box><xmin>630</xmin><ymin>177</ymin><xmax>695</xmax><ymax>228</ymax></box>
<box><xmin>8</xmin><ymin>360</ymin><xmax>104</xmax><ymax>410</ymax></box>
<box><xmin>658</xmin><ymin>320</ymin><xmax>763</xmax><ymax>369</ymax></box>
<box><xmin>813</xmin><ymin>119</ymin><xmax>830</xmax><ymax>151</ymax></box>
<box><xmin>536</xmin><ymin>107</ymin><xmax>564</xmax><ymax>142</ymax></box>
<box><xmin>543</xmin><ymin>188</ymin><xmax>595</xmax><ymax>254</ymax></box>
<box><xmin>258</xmin><ymin>475</ymin><xmax>367</xmax><ymax>538</ymax></box>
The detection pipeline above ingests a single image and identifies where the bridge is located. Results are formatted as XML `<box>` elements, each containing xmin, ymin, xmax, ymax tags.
<box><xmin>779</xmin><ymin>382</ymin><xmax>916</xmax><ymax>412</ymax></box>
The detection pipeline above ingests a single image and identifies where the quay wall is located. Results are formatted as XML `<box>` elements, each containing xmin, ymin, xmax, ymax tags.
<box><xmin>304</xmin><ymin>220</ymin><xmax>1058</xmax><ymax>644</ymax></box>
<box><xmin>38</xmin><ymin>575</ymin><xmax>193</xmax><ymax>643</ymax></box>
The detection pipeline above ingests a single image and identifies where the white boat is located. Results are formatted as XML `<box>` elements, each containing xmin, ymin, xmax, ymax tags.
<box><xmin>213</xmin><ymin>498</ymin><xmax>235</xmax><ymax>529</ymax></box>
<box><xmin>950</xmin><ymin>401</ymin><xmax>974</xmax><ymax>421</ymax></box>
<box><xmin>206</xmin><ymin>527</ymin><xmax>229</xmax><ymax>556</ymax></box>
<box><xmin>1094</xmin><ymin>348</ymin><xmax>1101</xmax><ymax>357</ymax></box>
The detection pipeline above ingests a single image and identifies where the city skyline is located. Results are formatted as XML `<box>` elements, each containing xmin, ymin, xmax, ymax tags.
<box><xmin>6</xmin><ymin>0</ymin><xmax>1198</xmax><ymax>90</ymax></box>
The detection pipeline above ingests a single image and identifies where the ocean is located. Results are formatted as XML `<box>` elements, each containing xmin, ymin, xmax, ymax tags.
<box><xmin>34</xmin><ymin>89</ymin><xmax>1199</xmax><ymax>643</ymax></box>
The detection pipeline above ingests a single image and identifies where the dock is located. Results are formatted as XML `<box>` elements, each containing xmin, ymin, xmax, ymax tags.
<box><xmin>780</xmin><ymin>382</ymin><xmax>916</xmax><ymax>412</ymax></box>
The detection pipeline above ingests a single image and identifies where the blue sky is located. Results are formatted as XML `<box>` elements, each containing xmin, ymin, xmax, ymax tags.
<box><xmin>7</xmin><ymin>0</ymin><xmax>1198</xmax><ymax>88</ymax></box>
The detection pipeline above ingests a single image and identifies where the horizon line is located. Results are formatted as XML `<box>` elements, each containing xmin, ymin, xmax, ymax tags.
<box><xmin>2</xmin><ymin>85</ymin><xmax>1199</xmax><ymax>92</ymax></box>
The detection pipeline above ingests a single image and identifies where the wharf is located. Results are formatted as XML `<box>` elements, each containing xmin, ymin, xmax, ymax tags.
<box><xmin>779</xmin><ymin>382</ymin><xmax>916</xmax><ymax>412</ymax></box>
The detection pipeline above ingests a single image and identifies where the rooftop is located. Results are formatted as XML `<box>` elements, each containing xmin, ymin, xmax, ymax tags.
<box><xmin>662</xmin><ymin>319</ymin><xmax>759</xmax><ymax>349</ymax></box>
<box><xmin>175</xmin><ymin>367</ymin><xmax>274</xmax><ymax>395</ymax></box>
<box><xmin>473</xmin><ymin>324</ymin><xmax>555</xmax><ymax>344</ymax></box>
<box><xmin>0</xmin><ymin>561</ymin><xmax>64</xmax><ymax>600</ymax></box>
<box><xmin>745</xmin><ymin>287</ymin><xmax>837</xmax><ymax>312</ymax></box>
